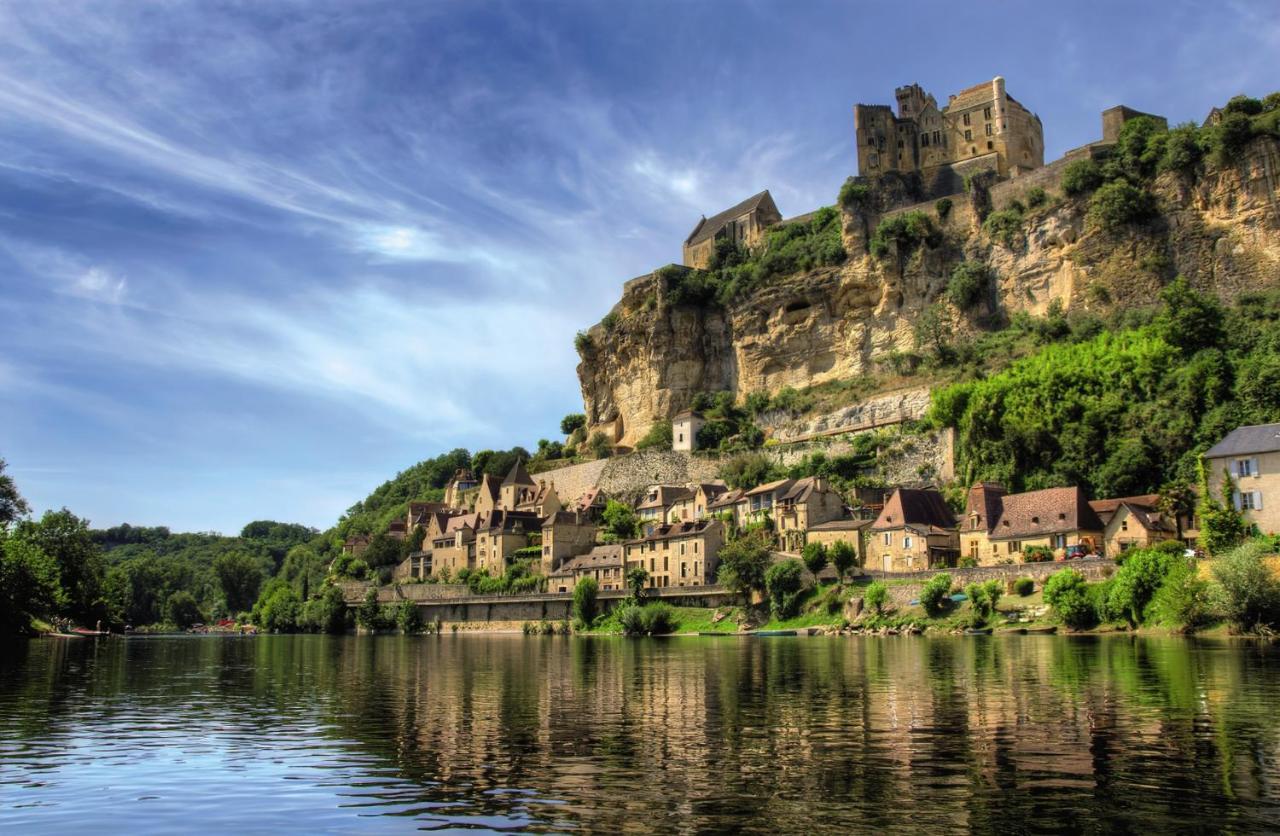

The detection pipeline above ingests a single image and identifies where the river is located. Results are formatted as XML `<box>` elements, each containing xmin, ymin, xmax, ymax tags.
<box><xmin>2</xmin><ymin>634</ymin><xmax>1279</xmax><ymax>833</ymax></box>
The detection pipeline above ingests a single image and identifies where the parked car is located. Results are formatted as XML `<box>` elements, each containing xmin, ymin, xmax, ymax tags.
<box><xmin>1064</xmin><ymin>544</ymin><xmax>1091</xmax><ymax>560</ymax></box>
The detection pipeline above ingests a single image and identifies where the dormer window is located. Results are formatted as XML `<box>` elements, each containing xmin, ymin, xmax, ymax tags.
<box><xmin>1058</xmin><ymin>513</ymin><xmax>1066</xmax><ymax>521</ymax></box>
<box><xmin>1031</xmin><ymin>516</ymin><xmax>1039</xmax><ymax>524</ymax></box>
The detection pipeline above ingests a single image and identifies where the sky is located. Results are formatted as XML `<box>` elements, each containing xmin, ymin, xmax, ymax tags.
<box><xmin>1</xmin><ymin>1</ymin><xmax>1276</xmax><ymax>534</ymax></box>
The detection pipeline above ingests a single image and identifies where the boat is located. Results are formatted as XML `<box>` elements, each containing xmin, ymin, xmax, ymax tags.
<box><xmin>697</xmin><ymin>631</ymin><xmax>741</xmax><ymax>637</ymax></box>
<box><xmin>1021</xmin><ymin>625</ymin><xmax>1058</xmax><ymax>634</ymax></box>
<box><xmin>70</xmin><ymin>627</ymin><xmax>110</xmax><ymax>637</ymax></box>
<box><xmin>964</xmin><ymin>627</ymin><xmax>993</xmax><ymax>635</ymax></box>
<box><xmin>752</xmin><ymin>630</ymin><xmax>798</xmax><ymax>637</ymax></box>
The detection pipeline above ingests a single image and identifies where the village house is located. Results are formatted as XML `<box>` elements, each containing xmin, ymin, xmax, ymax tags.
<box><xmin>774</xmin><ymin>476</ymin><xmax>845</xmax><ymax>551</ymax></box>
<box><xmin>341</xmin><ymin>534</ymin><xmax>370</xmax><ymax>557</ymax></box>
<box><xmin>672</xmin><ymin>410</ymin><xmax>704</xmax><ymax>453</ymax></box>
<box><xmin>870</xmin><ymin>488</ymin><xmax>958</xmax><ymax>573</ymax></box>
<box><xmin>708</xmin><ymin>487</ymin><xmax>746</xmax><ymax>527</ymax></box>
<box><xmin>472</xmin><ymin>510</ymin><xmax>542</xmax><ymax>576</ymax></box>
<box><xmin>681</xmin><ymin>190</ymin><xmax>782</xmax><ymax>269</ymax></box>
<box><xmin>623</xmin><ymin>519</ymin><xmax>725</xmax><ymax>590</ymax></box>
<box><xmin>516</xmin><ymin>479</ymin><xmax>562</xmax><ymax>518</ymax></box>
<box><xmin>636</xmin><ymin>485</ymin><xmax>693</xmax><ymax>530</ymax></box>
<box><xmin>667</xmin><ymin>481</ymin><xmax>729</xmax><ymax>523</ymax></box>
<box><xmin>1094</xmin><ymin>497</ymin><xmax>1177</xmax><ymax>556</ymax></box>
<box><xmin>572</xmin><ymin>486</ymin><xmax>608</xmax><ymax>521</ymax></box>
<box><xmin>430</xmin><ymin>513</ymin><xmax>481</xmax><ymax>577</ymax></box>
<box><xmin>498</xmin><ymin>459</ymin><xmax>537</xmax><ymax>511</ymax></box>
<box><xmin>548</xmin><ymin>544</ymin><xmax>624</xmax><ymax>594</ymax></box>
<box><xmin>386</xmin><ymin>519</ymin><xmax>408</xmax><ymax>541</ymax></box>
<box><xmin>742</xmin><ymin>479</ymin><xmax>795</xmax><ymax>527</ymax></box>
<box><xmin>540</xmin><ymin>511</ymin><xmax>598</xmax><ymax>575</ymax></box>
<box><xmin>443</xmin><ymin>468</ymin><xmax>478</xmax><ymax>508</ymax></box>
<box><xmin>473</xmin><ymin>473</ymin><xmax>502</xmax><ymax>515</ymax></box>
<box><xmin>1204</xmin><ymin>423</ymin><xmax>1280</xmax><ymax>535</ymax></box>
<box><xmin>962</xmin><ymin>484</ymin><xmax>1104</xmax><ymax>564</ymax></box>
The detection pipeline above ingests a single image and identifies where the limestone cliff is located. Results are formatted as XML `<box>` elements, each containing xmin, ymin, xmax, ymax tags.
<box><xmin>578</xmin><ymin>137</ymin><xmax>1280</xmax><ymax>446</ymax></box>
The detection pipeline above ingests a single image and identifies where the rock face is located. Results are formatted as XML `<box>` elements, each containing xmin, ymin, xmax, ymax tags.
<box><xmin>578</xmin><ymin>137</ymin><xmax>1280</xmax><ymax>446</ymax></box>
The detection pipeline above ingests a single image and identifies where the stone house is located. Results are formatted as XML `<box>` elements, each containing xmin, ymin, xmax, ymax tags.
<box><xmin>804</xmin><ymin>519</ymin><xmax>871</xmax><ymax>563</ymax></box>
<box><xmin>855</xmin><ymin>77</ymin><xmax>1044</xmax><ymax>185</ymax></box>
<box><xmin>623</xmin><ymin>519</ymin><xmax>725</xmax><ymax>590</ymax></box>
<box><xmin>572</xmin><ymin>486</ymin><xmax>608</xmax><ymax>521</ymax></box>
<box><xmin>472</xmin><ymin>510</ymin><xmax>542</xmax><ymax>576</ymax></box>
<box><xmin>869</xmin><ymin>488</ymin><xmax>959</xmax><ymax>573</ymax></box>
<box><xmin>430</xmin><ymin>513</ymin><xmax>481</xmax><ymax>577</ymax></box>
<box><xmin>672</xmin><ymin>410</ymin><xmax>704</xmax><ymax>453</ymax></box>
<box><xmin>1098</xmin><ymin>501</ymin><xmax>1177</xmax><ymax>557</ymax></box>
<box><xmin>540</xmin><ymin>511</ymin><xmax>598</xmax><ymax>575</ymax></box>
<box><xmin>443</xmin><ymin>468</ymin><xmax>478</xmax><ymax>508</ymax></box>
<box><xmin>516</xmin><ymin>479</ymin><xmax>562</xmax><ymax>518</ymax></box>
<box><xmin>1205</xmin><ymin>423</ymin><xmax>1280</xmax><ymax>536</ymax></box>
<box><xmin>386</xmin><ymin>519</ymin><xmax>408</xmax><ymax>541</ymax></box>
<box><xmin>473</xmin><ymin>473</ymin><xmax>502</xmax><ymax>516</ymax></box>
<box><xmin>341</xmin><ymin>534</ymin><xmax>370</xmax><ymax>557</ymax></box>
<box><xmin>708</xmin><ymin>488</ymin><xmax>746</xmax><ymax>527</ymax></box>
<box><xmin>636</xmin><ymin>485</ymin><xmax>694</xmax><ymax>530</ymax></box>
<box><xmin>773</xmin><ymin>476</ymin><xmax>845</xmax><ymax>551</ymax></box>
<box><xmin>498</xmin><ymin>460</ymin><xmax>537</xmax><ymax>511</ymax></box>
<box><xmin>681</xmin><ymin>190</ymin><xmax>782</xmax><ymax>269</ymax></box>
<box><xmin>667</xmin><ymin>481</ymin><xmax>729</xmax><ymax>523</ymax></box>
<box><xmin>548</xmin><ymin>545</ymin><xmax>625</xmax><ymax>594</ymax></box>
<box><xmin>742</xmin><ymin>479</ymin><xmax>795</xmax><ymax>527</ymax></box>
<box><xmin>962</xmin><ymin>484</ymin><xmax>1104</xmax><ymax>564</ymax></box>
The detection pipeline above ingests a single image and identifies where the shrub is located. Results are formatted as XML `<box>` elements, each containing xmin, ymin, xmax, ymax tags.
<box><xmin>801</xmin><ymin>542</ymin><xmax>828</xmax><ymax>579</ymax></box>
<box><xmin>1013</xmin><ymin>577</ymin><xmax>1034</xmax><ymax>596</ymax></box>
<box><xmin>935</xmin><ymin>197</ymin><xmax>952</xmax><ymax>219</ymax></box>
<box><xmin>257</xmin><ymin>583</ymin><xmax>303</xmax><ymax>632</ymax></box>
<box><xmin>958</xmin><ymin>555</ymin><xmax>977</xmax><ymax>568</ymax></box>
<box><xmin>1210</xmin><ymin>112</ymin><xmax>1255</xmax><ymax>166</ymax></box>
<box><xmin>1026</xmin><ymin>187</ymin><xmax>1048</xmax><ymax>208</ymax></box>
<box><xmin>1212</xmin><ymin>540</ymin><xmax>1280</xmax><ymax>633</ymax></box>
<box><xmin>1088</xmin><ymin>180</ymin><xmax>1156</xmax><ymax>231</ymax></box>
<box><xmin>838</xmin><ymin>179</ymin><xmax>871</xmax><ymax>209</ymax></box>
<box><xmin>1060</xmin><ymin>158</ymin><xmax>1103</xmax><ymax>196</ymax></box>
<box><xmin>919</xmin><ymin>572</ymin><xmax>953</xmax><ymax>617</ymax></box>
<box><xmin>641</xmin><ymin>603</ymin><xmax>679</xmax><ymax>635</ymax></box>
<box><xmin>863</xmin><ymin>580</ymin><xmax>887</xmax><ymax>615</ymax></box>
<box><xmin>765</xmin><ymin>559</ymin><xmax>806</xmax><ymax>619</ymax></box>
<box><xmin>635</xmin><ymin>420</ymin><xmax>673</xmax><ymax>450</ymax></box>
<box><xmin>601</xmin><ymin>311</ymin><xmax>620</xmax><ymax>331</ymax></box>
<box><xmin>588</xmin><ymin>432</ymin><xmax>612</xmax><ymax>459</ymax></box>
<box><xmin>396</xmin><ymin>600</ymin><xmax>423</xmax><ymax>633</ymax></box>
<box><xmin>1023</xmin><ymin>545</ymin><xmax>1054</xmax><ymax>563</ymax></box>
<box><xmin>1043</xmin><ymin>568</ymin><xmax>1094</xmax><ymax>630</ymax></box>
<box><xmin>1158</xmin><ymin>124</ymin><xmax>1204</xmax><ymax>175</ymax></box>
<box><xmin>574</xmin><ymin>331</ymin><xmax>592</xmax><ymax>354</ymax></box>
<box><xmin>1152</xmin><ymin>558</ymin><xmax>1212</xmax><ymax>632</ymax></box>
<box><xmin>572</xmin><ymin>577</ymin><xmax>599</xmax><ymax>628</ymax></box>
<box><xmin>982</xmin><ymin>208</ymin><xmax>1024</xmax><ymax>248</ymax></box>
<box><xmin>947</xmin><ymin>261</ymin><xmax>991</xmax><ymax>310</ymax></box>
<box><xmin>870</xmin><ymin>211</ymin><xmax>937</xmax><ymax>259</ymax></box>
<box><xmin>559</xmin><ymin>413</ymin><xmax>587</xmax><ymax>436</ymax></box>
<box><xmin>165</xmin><ymin>591</ymin><xmax>203</xmax><ymax>629</ymax></box>
<box><xmin>830</xmin><ymin>540</ymin><xmax>857</xmax><ymax>580</ymax></box>
<box><xmin>625</xmin><ymin>566</ymin><xmax>650</xmax><ymax>601</ymax></box>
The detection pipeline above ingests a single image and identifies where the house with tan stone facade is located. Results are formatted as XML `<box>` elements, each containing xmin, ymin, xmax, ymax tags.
<box><xmin>870</xmin><ymin>488</ymin><xmax>958</xmax><ymax>573</ymax></box>
<box><xmin>804</xmin><ymin>519</ymin><xmax>870</xmax><ymax>563</ymax></box>
<box><xmin>623</xmin><ymin>519</ymin><xmax>724</xmax><ymax>589</ymax></box>
<box><xmin>681</xmin><ymin>190</ymin><xmax>782</xmax><ymax>269</ymax></box>
<box><xmin>961</xmin><ymin>483</ymin><xmax>1104</xmax><ymax>564</ymax></box>
<box><xmin>540</xmin><ymin>511</ymin><xmax>597</xmax><ymax>575</ymax></box>
<box><xmin>548</xmin><ymin>545</ymin><xmax>624</xmax><ymax>594</ymax></box>
<box><xmin>1205</xmin><ymin>423</ymin><xmax>1280</xmax><ymax>536</ymax></box>
<box><xmin>636</xmin><ymin>485</ymin><xmax>693</xmax><ymax>531</ymax></box>
<box><xmin>774</xmin><ymin>476</ymin><xmax>845</xmax><ymax>551</ymax></box>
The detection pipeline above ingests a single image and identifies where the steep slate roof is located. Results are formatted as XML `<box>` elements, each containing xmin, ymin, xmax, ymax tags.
<box><xmin>1089</xmin><ymin>494</ymin><xmax>1161</xmax><ymax>523</ymax></box>
<box><xmin>1205</xmin><ymin>423</ymin><xmax>1280</xmax><ymax>458</ymax></box>
<box><xmin>807</xmin><ymin>518</ymin><xmax>872</xmax><ymax>531</ymax></box>
<box><xmin>1112</xmin><ymin>502</ymin><xmax>1176</xmax><ymax>534</ymax></box>
<box><xmin>684</xmin><ymin>190</ymin><xmax>777</xmax><ymax>246</ymax></box>
<box><xmin>964</xmin><ymin>482</ymin><xmax>1008</xmax><ymax>533</ymax></box>
<box><xmin>501</xmin><ymin>459</ymin><xmax>536</xmax><ymax>488</ymax></box>
<box><xmin>636</xmin><ymin>485</ymin><xmax>692</xmax><ymax>510</ymax></box>
<box><xmin>626</xmin><ymin>519</ymin><xmax>721</xmax><ymax>545</ymax></box>
<box><xmin>871</xmin><ymin>489</ymin><xmax>956</xmax><ymax>532</ymax></box>
<box><xmin>708</xmin><ymin>488</ymin><xmax>744</xmax><ymax>510</ymax></box>
<box><xmin>780</xmin><ymin>476</ymin><xmax>833</xmax><ymax>504</ymax></box>
<box><xmin>542</xmin><ymin>510</ymin><xmax>591</xmax><ymax>528</ymax></box>
<box><xmin>990</xmin><ymin>486</ymin><xmax>1103</xmax><ymax>541</ymax></box>
<box><xmin>550</xmin><ymin>545</ymin><xmax>623</xmax><ymax>577</ymax></box>
<box><xmin>477</xmin><ymin>473</ymin><xmax>501</xmax><ymax>503</ymax></box>
<box><xmin>575</xmin><ymin>486</ymin><xmax>605</xmax><ymax>511</ymax></box>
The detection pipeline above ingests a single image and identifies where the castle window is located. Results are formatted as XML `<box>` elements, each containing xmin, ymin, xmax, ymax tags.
<box><xmin>988</xmin><ymin>141</ymin><xmax>994</xmax><ymax>150</ymax></box>
<box><xmin>985</xmin><ymin>123</ymin><xmax>993</xmax><ymax>136</ymax></box>
<box><xmin>933</xmin><ymin>130</ymin><xmax>940</xmax><ymax>145</ymax></box>
<box><xmin>965</xmin><ymin>129</ymin><xmax>972</xmax><ymax>141</ymax></box>
<box><xmin>869</xmin><ymin>152</ymin><xmax>879</xmax><ymax>167</ymax></box>
<box><xmin>898</xmin><ymin>140</ymin><xmax>903</xmax><ymax>149</ymax></box>
<box><xmin>984</xmin><ymin>106</ymin><xmax>992</xmax><ymax>120</ymax></box>
<box><xmin>963</xmin><ymin>113</ymin><xmax>971</xmax><ymax>126</ymax></box>
<box><xmin>921</xmin><ymin>134</ymin><xmax>929</xmax><ymax>147</ymax></box>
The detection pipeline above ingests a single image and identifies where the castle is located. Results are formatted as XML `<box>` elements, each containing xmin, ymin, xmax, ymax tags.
<box><xmin>854</xmin><ymin>77</ymin><xmax>1044</xmax><ymax>188</ymax></box>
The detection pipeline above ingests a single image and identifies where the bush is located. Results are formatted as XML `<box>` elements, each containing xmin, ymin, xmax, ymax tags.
<box><xmin>935</xmin><ymin>197</ymin><xmax>952</xmax><ymax>219</ymax></box>
<box><xmin>1210</xmin><ymin>112</ymin><xmax>1255</xmax><ymax>166</ymax></box>
<box><xmin>617</xmin><ymin>603</ymin><xmax>645</xmax><ymax>636</ymax></box>
<box><xmin>396</xmin><ymin>600</ymin><xmax>423</xmax><ymax>633</ymax></box>
<box><xmin>1043</xmin><ymin>568</ymin><xmax>1095</xmax><ymax>630</ymax></box>
<box><xmin>635</xmin><ymin>420</ymin><xmax>673</xmax><ymax>450</ymax></box>
<box><xmin>1151</xmin><ymin>558</ymin><xmax>1212</xmax><ymax>632</ymax></box>
<box><xmin>1023</xmin><ymin>545</ymin><xmax>1054</xmax><ymax>563</ymax></box>
<box><xmin>830</xmin><ymin>540</ymin><xmax>857</xmax><ymax>581</ymax></box>
<box><xmin>1026</xmin><ymin>187</ymin><xmax>1048</xmax><ymax>208</ymax></box>
<box><xmin>947</xmin><ymin>261</ymin><xmax>991</xmax><ymax>310</ymax></box>
<box><xmin>572</xmin><ymin>577</ymin><xmax>599</xmax><ymax>628</ymax></box>
<box><xmin>560</xmin><ymin>413</ymin><xmax>586</xmax><ymax>436</ymax></box>
<box><xmin>588</xmin><ymin>432</ymin><xmax>613</xmax><ymax>459</ymax></box>
<box><xmin>765</xmin><ymin>559</ymin><xmax>806</xmax><ymax>619</ymax></box>
<box><xmin>919</xmin><ymin>572</ymin><xmax>953</xmax><ymax>617</ymax></box>
<box><xmin>958</xmin><ymin>556</ymin><xmax>977</xmax><ymax>569</ymax></box>
<box><xmin>1212</xmin><ymin>540</ymin><xmax>1280</xmax><ymax>633</ymax></box>
<box><xmin>802</xmin><ymin>542</ymin><xmax>828</xmax><ymax>579</ymax></box>
<box><xmin>1013</xmin><ymin>577</ymin><xmax>1034</xmax><ymax>596</ymax></box>
<box><xmin>863</xmin><ymin>580</ymin><xmax>887</xmax><ymax>615</ymax></box>
<box><xmin>574</xmin><ymin>331</ymin><xmax>592</xmax><ymax>354</ymax></box>
<box><xmin>1061</xmin><ymin>158</ymin><xmax>1103</xmax><ymax>196</ymax></box>
<box><xmin>641</xmin><ymin>603</ymin><xmax>678</xmax><ymax>635</ymax></box>
<box><xmin>838</xmin><ymin>179</ymin><xmax>870</xmax><ymax>209</ymax></box>
<box><xmin>1088</xmin><ymin>180</ymin><xmax>1156</xmax><ymax>231</ymax></box>
<box><xmin>870</xmin><ymin>211</ymin><xmax>937</xmax><ymax>259</ymax></box>
<box><xmin>601</xmin><ymin>311</ymin><xmax>620</xmax><ymax>331</ymax></box>
<box><xmin>165</xmin><ymin>591</ymin><xmax>203</xmax><ymax>629</ymax></box>
<box><xmin>982</xmin><ymin>208</ymin><xmax>1024</xmax><ymax>248</ymax></box>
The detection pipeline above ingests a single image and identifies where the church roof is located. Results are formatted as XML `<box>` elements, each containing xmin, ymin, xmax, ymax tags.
<box><xmin>684</xmin><ymin>190</ymin><xmax>777</xmax><ymax>246</ymax></box>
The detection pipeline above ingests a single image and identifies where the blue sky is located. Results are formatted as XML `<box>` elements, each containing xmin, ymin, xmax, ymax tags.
<box><xmin>1</xmin><ymin>1</ymin><xmax>1276</xmax><ymax>534</ymax></box>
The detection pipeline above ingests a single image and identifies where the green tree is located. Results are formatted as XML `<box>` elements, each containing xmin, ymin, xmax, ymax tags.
<box><xmin>635</xmin><ymin>420</ymin><xmax>673</xmax><ymax>450</ymax></box>
<box><xmin>1212</xmin><ymin>540</ymin><xmax>1280</xmax><ymax>633</ymax></box>
<box><xmin>863</xmin><ymin>580</ymin><xmax>887</xmax><ymax>615</ymax></box>
<box><xmin>356</xmin><ymin>587</ymin><xmax>383</xmax><ymax>630</ymax></box>
<box><xmin>572</xmin><ymin>577</ymin><xmax>599</xmax><ymax>627</ymax></box>
<box><xmin>919</xmin><ymin>572</ymin><xmax>953</xmax><ymax>617</ymax></box>
<box><xmin>715</xmin><ymin>528</ymin><xmax>773</xmax><ymax>601</ymax></box>
<box><xmin>18</xmin><ymin>509</ymin><xmax>105</xmax><ymax>623</ymax></box>
<box><xmin>1197</xmin><ymin>460</ymin><xmax>1248</xmax><ymax>555</ymax></box>
<box><xmin>165</xmin><ymin>590</ymin><xmax>204</xmax><ymax>628</ymax></box>
<box><xmin>801</xmin><ymin>541</ymin><xmax>828</xmax><ymax>580</ymax></box>
<box><xmin>1155</xmin><ymin>276</ymin><xmax>1224</xmax><ymax>355</ymax></box>
<box><xmin>1106</xmin><ymin>547</ymin><xmax>1181</xmax><ymax>627</ymax></box>
<box><xmin>625</xmin><ymin>566</ymin><xmax>649</xmax><ymax>602</ymax></box>
<box><xmin>396</xmin><ymin>600</ymin><xmax>423</xmax><ymax>633</ymax></box>
<box><xmin>309</xmin><ymin>584</ymin><xmax>350</xmax><ymax>634</ymax></box>
<box><xmin>947</xmin><ymin>261</ymin><xmax>992</xmax><ymax>310</ymax></box>
<box><xmin>588</xmin><ymin>432</ymin><xmax>613</xmax><ymax>459</ymax></box>
<box><xmin>765</xmin><ymin>559</ymin><xmax>806</xmax><ymax>619</ymax></box>
<box><xmin>1043</xmin><ymin>568</ymin><xmax>1095</xmax><ymax>630</ymax></box>
<box><xmin>601</xmin><ymin>500</ymin><xmax>640</xmax><ymax>541</ymax></box>
<box><xmin>830</xmin><ymin>540</ymin><xmax>857</xmax><ymax>582</ymax></box>
<box><xmin>255</xmin><ymin>582</ymin><xmax>302</xmax><ymax>632</ymax></box>
<box><xmin>1060</xmin><ymin>158</ymin><xmax>1103</xmax><ymax>196</ymax></box>
<box><xmin>214</xmin><ymin>552</ymin><xmax>264</xmax><ymax>612</ymax></box>
<box><xmin>1087</xmin><ymin>180</ymin><xmax>1156</xmax><ymax>230</ymax></box>
<box><xmin>560</xmin><ymin>413</ymin><xmax>587</xmax><ymax>436</ymax></box>
<box><xmin>0</xmin><ymin>457</ymin><xmax>31</xmax><ymax>530</ymax></box>
<box><xmin>0</xmin><ymin>534</ymin><xmax>62</xmax><ymax>633</ymax></box>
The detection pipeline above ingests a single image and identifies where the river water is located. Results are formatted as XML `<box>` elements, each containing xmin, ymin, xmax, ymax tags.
<box><xmin>2</xmin><ymin>634</ymin><xmax>1279</xmax><ymax>833</ymax></box>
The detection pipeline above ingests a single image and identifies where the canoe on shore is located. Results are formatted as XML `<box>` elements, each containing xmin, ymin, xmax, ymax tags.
<box><xmin>964</xmin><ymin>627</ymin><xmax>993</xmax><ymax>635</ymax></box>
<box><xmin>752</xmin><ymin>630</ymin><xmax>798</xmax><ymax>637</ymax></box>
<box><xmin>1021</xmin><ymin>625</ymin><xmax>1058</xmax><ymax>634</ymax></box>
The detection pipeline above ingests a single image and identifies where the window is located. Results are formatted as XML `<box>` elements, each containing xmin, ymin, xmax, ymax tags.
<box><xmin>663</xmin><ymin>555</ymin><xmax>668</xmax><ymax>571</ymax></box>
<box><xmin>1238</xmin><ymin>491</ymin><xmax>1262</xmax><ymax>511</ymax></box>
<box><xmin>921</xmin><ymin>133</ymin><xmax>929</xmax><ymax>147</ymax></box>
<box><xmin>883</xmin><ymin>532</ymin><xmax>892</xmax><ymax>545</ymax></box>
<box><xmin>678</xmin><ymin>433</ymin><xmax>683</xmax><ymax>443</ymax></box>
<box><xmin>985</xmin><ymin>123</ymin><xmax>993</xmax><ymax>136</ymax></box>
<box><xmin>964</xmin><ymin>129</ymin><xmax>972</xmax><ymax>141</ymax></box>
<box><xmin>1052</xmin><ymin>534</ymin><xmax>1066</xmax><ymax>549</ymax></box>
<box><xmin>963</xmin><ymin>112</ymin><xmax>971</xmax><ymax>126</ymax></box>
<box><xmin>1236</xmin><ymin>458</ymin><xmax>1255</xmax><ymax>477</ymax></box>
<box><xmin>903</xmin><ymin>535</ymin><xmax>913</xmax><ymax>550</ymax></box>
<box><xmin>1121</xmin><ymin>520</ymin><xmax>1128</xmax><ymax>532</ymax></box>
<box><xmin>987</xmin><ymin>141</ymin><xmax>994</xmax><ymax>150</ymax></box>
<box><xmin>1008</xmin><ymin>541</ymin><xmax>1021</xmax><ymax>554</ymax></box>
<box><xmin>897</xmin><ymin>139</ymin><xmax>904</xmax><ymax>149</ymax></box>
<box><xmin>933</xmin><ymin>130</ymin><xmax>940</xmax><ymax>145</ymax></box>
<box><xmin>680</xmin><ymin>562</ymin><xmax>686</xmax><ymax>578</ymax></box>
<box><xmin>984</xmin><ymin>106</ymin><xmax>991</xmax><ymax>120</ymax></box>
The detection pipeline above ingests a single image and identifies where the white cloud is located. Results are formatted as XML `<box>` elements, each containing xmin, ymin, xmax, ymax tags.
<box><xmin>73</xmin><ymin>266</ymin><xmax>127</xmax><ymax>303</ymax></box>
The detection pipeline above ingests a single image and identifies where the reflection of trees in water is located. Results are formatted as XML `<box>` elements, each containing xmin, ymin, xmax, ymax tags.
<box><xmin>4</xmin><ymin>636</ymin><xmax>1280</xmax><ymax>832</ymax></box>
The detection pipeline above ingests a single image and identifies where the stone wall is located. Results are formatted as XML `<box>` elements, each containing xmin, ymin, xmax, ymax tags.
<box><xmin>528</xmin><ymin>458</ymin><xmax>609</xmax><ymax>505</ymax></box>
<box><xmin>874</xmin><ymin>558</ymin><xmax>1115</xmax><ymax>606</ymax></box>
<box><xmin>596</xmin><ymin>449</ymin><xmax>722</xmax><ymax>503</ymax></box>
<box><xmin>767</xmin><ymin>386</ymin><xmax>933</xmax><ymax>442</ymax></box>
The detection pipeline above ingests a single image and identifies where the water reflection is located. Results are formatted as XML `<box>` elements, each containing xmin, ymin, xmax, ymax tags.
<box><xmin>2</xmin><ymin>635</ymin><xmax>1280</xmax><ymax>833</ymax></box>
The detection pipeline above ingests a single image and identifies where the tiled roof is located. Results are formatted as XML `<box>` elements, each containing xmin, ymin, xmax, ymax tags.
<box><xmin>1204</xmin><ymin>423</ymin><xmax>1280</xmax><ymax>458</ymax></box>
<box><xmin>745</xmin><ymin>478</ymin><xmax>794</xmax><ymax>498</ymax></box>
<box><xmin>1116</xmin><ymin>503</ymin><xmax>1176</xmax><ymax>534</ymax></box>
<box><xmin>550</xmin><ymin>545</ymin><xmax>624</xmax><ymax>577</ymax></box>
<box><xmin>871</xmin><ymin>489</ymin><xmax>956</xmax><ymax>532</ymax></box>
<box><xmin>709</xmin><ymin>488</ymin><xmax>744</xmax><ymax>509</ymax></box>
<box><xmin>626</xmin><ymin>519</ymin><xmax>721</xmax><ymax>545</ymax></box>
<box><xmin>990</xmin><ymin>487</ymin><xmax>1103</xmax><ymax>541</ymax></box>
<box><xmin>807</xmin><ymin>518</ymin><xmax>872</xmax><ymax>531</ymax></box>
<box><xmin>501</xmin><ymin>459</ymin><xmax>535</xmax><ymax>488</ymax></box>
<box><xmin>685</xmin><ymin>190</ymin><xmax>776</xmax><ymax>246</ymax></box>
<box><xmin>1089</xmin><ymin>494</ymin><xmax>1161</xmax><ymax>522</ymax></box>
<box><xmin>637</xmin><ymin>485</ymin><xmax>692</xmax><ymax>510</ymax></box>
